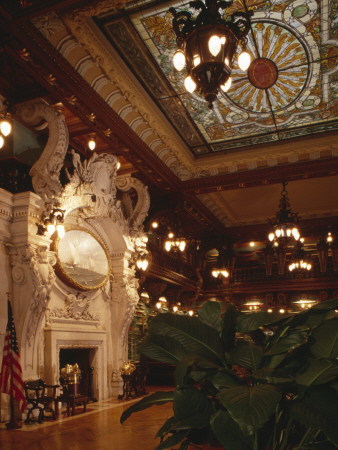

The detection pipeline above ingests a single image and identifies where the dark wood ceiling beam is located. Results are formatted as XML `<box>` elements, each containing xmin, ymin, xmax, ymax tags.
<box><xmin>3</xmin><ymin>0</ymin><xmax>92</xmax><ymax>22</ymax></box>
<box><xmin>182</xmin><ymin>152</ymin><xmax>338</xmax><ymax>194</ymax></box>
<box><xmin>5</xmin><ymin>20</ymin><xmax>181</xmax><ymax>193</ymax></box>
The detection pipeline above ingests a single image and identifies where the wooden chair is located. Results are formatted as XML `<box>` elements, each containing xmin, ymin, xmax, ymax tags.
<box><xmin>24</xmin><ymin>379</ymin><xmax>59</xmax><ymax>424</ymax></box>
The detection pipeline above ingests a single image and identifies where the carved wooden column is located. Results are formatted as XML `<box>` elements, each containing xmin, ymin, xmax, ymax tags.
<box><xmin>264</xmin><ymin>244</ymin><xmax>274</xmax><ymax>276</ymax></box>
<box><xmin>332</xmin><ymin>240</ymin><xmax>338</xmax><ymax>271</ymax></box>
<box><xmin>317</xmin><ymin>240</ymin><xmax>328</xmax><ymax>272</ymax></box>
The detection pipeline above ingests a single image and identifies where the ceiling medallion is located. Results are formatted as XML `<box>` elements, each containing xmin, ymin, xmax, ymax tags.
<box><xmin>248</xmin><ymin>58</ymin><xmax>278</xmax><ymax>89</ymax></box>
<box><xmin>169</xmin><ymin>0</ymin><xmax>253</xmax><ymax>109</ymax></box>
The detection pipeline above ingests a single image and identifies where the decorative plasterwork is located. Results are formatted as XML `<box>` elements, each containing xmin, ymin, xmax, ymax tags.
<box><xmin>8</xmin><ymin>244</ymin><xmax>57</xmax><ymax>346</ymax></box>
<box><xmin>15</xmin><ymin>100</ymin><xmax>69</xmax><ymax>207</ymax></box>
<box><xmin>46</xmin><ymin>292</ymin><xmax>100</xmax><ymax>324</ymax></box>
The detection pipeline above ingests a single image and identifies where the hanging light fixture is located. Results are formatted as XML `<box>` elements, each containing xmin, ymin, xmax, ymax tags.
<box><xmin>288</xmin><ymin>241</ymin><xmax>312</xmax><ymax>273</ymax></box>
<box><xmin>164</xmin><ymin>210</ymin><xmax>186</xmax><ymax>252</ymax></box>
<box><xmin>268</xmin><ymin>181</ymin><xmax>301</xmax><ymax>246</ymax></box>
<box><xmin>87</xmin><ymin>134</ymin><xmax>96</xmax><ymax>151</ymax></box>
<box><xmin>164</xmin><ymin>231</ymin><xmax>186</xmax><ymax>252</ymax></box>
<box><xmin>211</xmin><ymin>246</ymin><xmax>229</xmax><ymax>279</ymax></box>
<box><xmin>169</xmin><ymin>0</ymin><xmax>253</xmax><ymax>108</ymax></box>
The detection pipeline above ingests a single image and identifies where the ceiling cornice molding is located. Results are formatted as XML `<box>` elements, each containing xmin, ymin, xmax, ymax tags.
<box><xmin>182</xmin><ymin>156</ymin><xmax>338</xmax><ymax>194</ymax></box>
<box><xmin>61</xmin><ymin>15</ymin><xmax>197</xmax><ymax>174</ymax></box>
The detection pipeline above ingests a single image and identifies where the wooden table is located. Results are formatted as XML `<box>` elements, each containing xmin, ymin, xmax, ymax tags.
<box><xmin>56</xmin><ymin>394</ymin><xmax>88</xmax><ymax>416</ymax></box>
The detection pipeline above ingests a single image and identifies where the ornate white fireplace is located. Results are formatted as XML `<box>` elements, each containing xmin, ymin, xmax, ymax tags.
<box><xmin>0</xmin><ymin>100</ymin><xmax>150</xmax><ymax>411</ymax></box>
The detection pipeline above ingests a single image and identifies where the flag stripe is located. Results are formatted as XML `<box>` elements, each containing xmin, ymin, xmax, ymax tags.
<box><xmin>0</xmin><ymin>300</ymin><xmax>26</xmax><ymax>413</ymax></box>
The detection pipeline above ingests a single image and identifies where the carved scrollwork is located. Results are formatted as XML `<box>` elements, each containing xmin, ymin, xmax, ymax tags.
<box><xmin>116</xmin><ymin>176</ymin><xmax>150</xmax><ymax>231</ymax></box>
<box><xmin>15</xmin><ymin>101</ymin><xmax>69</xmax><ymax>207</ymax></box>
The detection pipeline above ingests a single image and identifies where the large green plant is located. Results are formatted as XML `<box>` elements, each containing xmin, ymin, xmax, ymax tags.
<box><xmin>120</xmin><ymin>299</ymin><xmax>338</xmax><ymax>450</ymax></box>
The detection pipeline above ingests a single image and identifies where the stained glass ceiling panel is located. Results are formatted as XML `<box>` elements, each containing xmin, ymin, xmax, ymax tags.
<box><xmin>98</xmin><ymin>0</ymin><xmax>338</xmax><ymax>157</ymax></box>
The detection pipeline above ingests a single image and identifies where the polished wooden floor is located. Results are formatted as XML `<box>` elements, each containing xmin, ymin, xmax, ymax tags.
<box><xmin>0</xmin><ymin>389</ymin><xmax>174</xmax><ymax>450</ymax></box>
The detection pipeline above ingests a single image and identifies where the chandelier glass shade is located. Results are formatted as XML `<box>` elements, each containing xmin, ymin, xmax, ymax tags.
<box><xmin>268</xmin><ymin>182</ymin><xmax>300</xmax><ymax>246</ymax></box>
<box><xmin>288</xmin><ymin>242</ymin><xmax>312</xmax><ymax>273</ymax></box>
<box><xmin>169</xmin><ymin>0</ymin><xmax>253</xmax><ymax>108</ymax></box>
<box><xmin>0</xmin><ymin>110</ymin><xmax>12</xmax><ymax>150</ymax></box>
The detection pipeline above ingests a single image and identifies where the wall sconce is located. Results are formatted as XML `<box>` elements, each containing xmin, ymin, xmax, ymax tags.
<box><xmin>135</xmin><ymin>253</ymin><xmax>149</xmax><ymax>271</ymax></box>
<box><xmin>0</xmin><ymin>98</ymin><xmax>12</xmax><ymax>149</ymax></box>
<box><xmin>87</xmin><ymin>134</ymin><xmax>96</xmax><ymax>151</ymax></box>
<box><xmin>36</xmin><ymin>208</ymin><xmax>65</xmax><ymax>238</ymax></box>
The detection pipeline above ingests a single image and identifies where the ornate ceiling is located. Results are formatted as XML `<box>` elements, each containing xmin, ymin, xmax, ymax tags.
<box><xmin>0</xmin><ymin>0</ymin><xmax>337</xmax><ymax>242</ymax></box>
<box><xmin>99</xmin><ymin>0</ymin><xmax>337</xmax><ymax>156</ymax></box>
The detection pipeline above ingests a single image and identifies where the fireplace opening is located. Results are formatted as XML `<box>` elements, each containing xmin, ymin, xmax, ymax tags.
<box><xmin>59</xmin><ymin>348</ymin><xmax>97</xmax><ymax>401</ymax></box>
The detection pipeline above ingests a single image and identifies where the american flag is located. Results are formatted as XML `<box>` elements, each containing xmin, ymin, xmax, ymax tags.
<box><xmin>0</xmin><ymin>300</ymin><xmax>26</xmax><ymax>413</ymax></box>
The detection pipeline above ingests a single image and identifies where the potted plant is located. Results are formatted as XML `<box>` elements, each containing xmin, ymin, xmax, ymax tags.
<box><xmin>121</xmin><ymin>299</ymin><xmax>338</xmax><ymax>449</ymax></box>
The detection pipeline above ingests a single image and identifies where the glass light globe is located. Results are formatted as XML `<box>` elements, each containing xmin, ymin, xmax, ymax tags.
<box><xmin>165</xmin><ymin>241</ymin><xmax>171</xmax><ymax>251</ymax></box>
<box><xmin>56</xmin><ymin>224</ymin><xmax>65</xmax><ymax>239</ymax></box>
<box><xmin>238</xmin><ymin>51</ymin><xmax>251</xmax><ymax>71</ymax></box>
<box><xmin>208</xmin><ymin>35</ymin><xmax>221</xmax><ymax>57</ymax></box>
<box><xmin>179</xmin><ymin>241</ymin><xmax>186</xmax><ymax>251</ymax></box>
<box><xmin>220</xmin><ymin>77</ymin><xmax>232</xmax><ymax>92</ymax></box>
<box><xmin>88</xmin><ymin>139</ymin><xmax>96</xmax><ymax>151</ymax></box>
<box><xmin>224</xmin><ymin>57</ymin><xmax>229</xmax><ymax>66</ymax></box>
<box><xmin>47</xmin><ymin>223</ymin><xmax>56</xmax><ymax>234</ymax></box>
<box><xmin>0</xmin><ymin>135</ymin><xmax>4</xmax><ymax>149</ymax></box>
<box><xmin>193</xmin><ymin>55</ymin><xmax>201</xmax><ymax>67</ymax></box>
<box><xmin>173</xmin><ymin>50</ymin><xmax>186</xmax><ymax>71</ymax></box>
<box><xmin>0</xmin><ymin>120</ymin><xmax>12</xmax><ymax>137</ymax></box>
<box><xmin>268</xmin><ymin>233</ymin><xmax>275</xmax><ymax>241</ymax></box>
<box><xmin>173</xmin><ymin>306</ymin><xmax>178</xmax><ymax>312</ymax></box>
<box><xmin>184</xmin><ymin>76</ymin><xmax>196</xmax><ymax>93</ymax></box>
<box><xmin>212</xmin><ymin>270</ymin><xmax>218</xmax><ymax>278</ymax></box>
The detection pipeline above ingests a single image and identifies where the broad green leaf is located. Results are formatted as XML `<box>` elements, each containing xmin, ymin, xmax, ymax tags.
<box><xmin>254</xmin><ymin>367</ymin><xmax>293</xmax><ymax>385</ymax></box>
<box><xmin>230</xmin><ymin>341</ymin><xmax>264</xmax><ymax>370</ymax></box>
<box><xmin>178</xmin><ymin>440</ymin><xmax>190</xmax><ymax>450</ymax></box>
<box><xmin>155</xmin><ymin>430</ymin><xmax>188</xmax><ymax>450</ymax></box>
<box><xmin>148</xmin><ymin>313</ymin><xmax>223</xmax><ymax>362</ymax></box>
<box><xmin>140</xmin><ymin>334</ymin><xmax>186</xmax><ymax>364</ymax></box>
<box><xmin>209</xmin><ymin>369</ymin><xmax>242</xmax><ymax>389</ymax></box>
<box><xmin>210</xmin><ymin>410</ymin><xmax>252</xmax><ymax>450</ymax></box>
<box><xmin>311</xmin><ymin>319</ymin><xmax>338</xmax><ymax>359</ymax></box>
<box><xmin>237</xmin><ymin>311</ymin><xmax>290</xmax><ymax>333</ymax></box>
<box><xmin>264</xmin><ymin>329</ymin><xmax>305</xmax><ymax>356</ymax></box>
<box><xmin>173</xmin><ymin>386</ymin><xmax>213</xmax><ymax>421</ymax></box>
<box><xmin>295</xmin><ymin>359</ymin><xmax>338</xmax><ymax>388</ymax></box>
<box><xmin>265</xmin><ymin>353</ymin><xmax>288</xmax><ymax>369</ymax></box>
<box><xmin>174</xmin><ymin>354</ymin><xmax>220</xmax><ymax>385</ymax></box>
<box><xmin>120</xmin><ymin>391</ymin><xmax>174</xmax><ymax>423</ymax></box>
<box><xmin>198</xmin><ymin>301</ymin><xmax>222</xmax><ymax>332</ymax></box>
<box><xmin>311</xmin><ymin>298</ymin><xmax>338</xmax><ymax>311</ymax></box>
<box><xmin>171</xmin><ymin>413</ymin><xmax>211</xmax><ymax>430</ymax></box>
<box><xmin>155</xmin><ymin>416</ymin><xmax>176</xmax><ymax>438</ymax></box>
<box><xmin>218</xmin><ymin>384</ymin><xmax>281</xmax><ymax>434</ymax></box>
<box><xmin>288</xmin><ymin>386</ymin><xmax>338</xmax><ymax>446</ymax></box>
<box><xmin>221</xmin><ymin>303</ymin><xmax>237</xmax><ymax>351</ymax></box>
